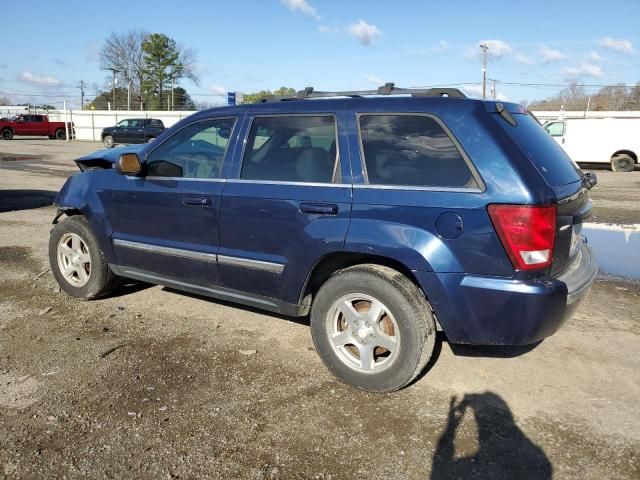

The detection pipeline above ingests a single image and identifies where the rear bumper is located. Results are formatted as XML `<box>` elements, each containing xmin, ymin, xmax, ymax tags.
<box><xmin>416</xmin><ymin>243</ymin><xmax>598</xmax><ymax>345</ymax></box>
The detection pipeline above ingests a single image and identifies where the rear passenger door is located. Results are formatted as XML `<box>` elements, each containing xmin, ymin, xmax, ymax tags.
<box><xmin>218</xmin><ymin>110</ymin><xmax>352</xmax><ymax>305</ymax></box>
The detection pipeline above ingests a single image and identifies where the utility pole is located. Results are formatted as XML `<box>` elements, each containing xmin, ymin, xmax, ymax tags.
<box><xmin>78</xmin><ymin>80</ymin><xmax>86</xmax><ymax>110</ymax></box>
<box><xmin>480</xmin><ymin>43</ymin><xmax>489</xmax><ymax>99</ymax></box>
<box><xmin>105</xmin><ymin>68</ymin><xmax>119</xmax><ymax>110</ymax></box>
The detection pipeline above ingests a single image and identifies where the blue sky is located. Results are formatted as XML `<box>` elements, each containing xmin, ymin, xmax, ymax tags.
<box><xmin>2</xmin><ymin>0</ymin><xmax>639</xmax><ymax>108</ymax></box>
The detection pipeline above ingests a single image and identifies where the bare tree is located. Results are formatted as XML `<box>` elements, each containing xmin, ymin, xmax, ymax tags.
<box><xmin>100</xmin><ymin>30</ymin><xmax>148</xmax><ymax>104</ymax></box>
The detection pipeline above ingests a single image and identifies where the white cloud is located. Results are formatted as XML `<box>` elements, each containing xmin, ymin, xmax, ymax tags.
<box><xmin>348</xmin><ymin>19</ymin><xmax>381</xmax><ymax>46</ymax></box>
<box><xmin>281</xmin><ymin>0</ymin><xmax>319</xmax><ymax>19</ymax></box>
<box><xmin>364</xmin><ymin>74</ymin><xmax>385</xmax><ymax>85</ymax></box>
<box><xmin>515</xmin><ymin>52</ymin><xmax>534</xmax><ymax>65</ymax></box>
<box><xmin>462</xmin><ymin>84</ymin><xmax>508</xmax><ymax>101</ymax></box>
<box><xmin>539</xmin><ymin>45</ymin><xmax>567</xmax><ymax>63</ymax></box>
<box><xmin>479</xmin><ymin>39</ymin><xmax>512</xmax><ymax>59</ymax></box>
<box><xmin>434</xmin><ymin>40</ymin><xmax>448</xmax><ymax>51</ymax></box>
<box><xmin>318</xmin><ymin>24</ymin><xmax>339</xmax><ymax>35</ymax></box>
<box><xmin>18</xmin><ymin>70</ymin><xmax>61</xmax><ymax>87</ymax></box>
<box><xmin>208</xmin><ymin>85</ymin><xmax>227</xmax><ymax>95</ymax></box>
<box><xmin>598</xmin><ymin>37</ymin><xmax>634</xmax><ymax>53</ymax></box>
<box><xmin>563</xmin><ymin>63</ymin><xmax>603</xmax><ymax>79</ymax></box>
<box><xmin>586</xmin><ymin>50</ymin><xmax>603</xmax><ymax>62</ymax></box>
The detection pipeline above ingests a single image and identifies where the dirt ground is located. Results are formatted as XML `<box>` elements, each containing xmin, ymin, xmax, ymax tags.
<box><xmin>0</xmin><ymin>139</ymin><xmax>639</xmax><ymax>479</ymax></box>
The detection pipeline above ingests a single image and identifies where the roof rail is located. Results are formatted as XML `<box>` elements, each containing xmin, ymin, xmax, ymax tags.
<box><xmin>258</xmin><ymin>83</ymin><xmax>467</xmax><ymax>102</ymax></box>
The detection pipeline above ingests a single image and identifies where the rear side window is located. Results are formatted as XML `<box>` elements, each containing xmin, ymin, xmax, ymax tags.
<box><xmin>241</xmin><ymin>115</ymin><xmax>337</xmax><ymax>183</ymax></box>
<box><xmin>501</xmin><ymin>114</ymin><xmax>581</xmax><ymax>186</ymax></box>
<box><xmin>150</xmin><ymin>119</ymin><xmax>164</xmax><ymax>128</ymax></box>
<box><xmin>358</xmin><ymin>114</ymin><xmax>478</xmax><ymax>189</ymax></box>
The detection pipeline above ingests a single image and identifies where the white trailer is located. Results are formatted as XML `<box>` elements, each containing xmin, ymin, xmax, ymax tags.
<box><xmin>543</xmin><ymin>117</ymin><xmax>639</xmax><ymax>172</ymax></box>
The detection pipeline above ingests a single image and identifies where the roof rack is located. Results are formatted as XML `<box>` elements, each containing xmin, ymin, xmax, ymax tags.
<box><xmin>258</xmin><ymin>83</ymin><xmax>467</xmax><ymax>102</ymax></box>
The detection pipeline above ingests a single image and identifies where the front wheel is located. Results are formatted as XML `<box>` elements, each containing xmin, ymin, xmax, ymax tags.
<box><xmin>611</xmin><ymin>154</ymin><xmax>635</xmax><ymax>172</ymax></box>
<box><xmin>310</xmin><ymin>264</ymin><xmax>436</xmax><ymax>392</ymax></box>
<box><xmin>103</xmin><ymin>135</ymin><xmax>114</xmax><ymax>148</ymax></box>
<box><xmin>55</xmin><ymin>129</ymin><xmax>66</xmax><ymax>140</ymax></box>
<box><xmin>1</xmin><ymin>129</ymin><xmax>13</xmax><ymax>140</ymax></box>
<box><xmin>49</xmin><ymin>216</ymin><xmax>120</xmax><ymax>299</ymax></box>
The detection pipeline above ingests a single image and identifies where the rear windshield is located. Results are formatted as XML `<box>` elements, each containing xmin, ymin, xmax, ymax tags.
<box><xmin>498</xmin><ymin>113</ymin><xmax>581</xmax><ymax>186</ymax></box>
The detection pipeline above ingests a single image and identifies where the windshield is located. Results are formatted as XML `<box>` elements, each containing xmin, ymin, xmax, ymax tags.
<box><xmin>496</xmin><ymin>113</ymin><xmax>582</xmax><ymax>187</ymax></box>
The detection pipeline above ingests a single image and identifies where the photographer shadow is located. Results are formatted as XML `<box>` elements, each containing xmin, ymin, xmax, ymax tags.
<box><xmin>431</xmin><ymin>392</ymin><xmax>552</xmax><ymax>480</ymax></box>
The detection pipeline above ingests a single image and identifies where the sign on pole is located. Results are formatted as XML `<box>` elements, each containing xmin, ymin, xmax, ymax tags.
<box><xmin>227</xmin><ymin>92</ymin><xmax>236</xmax><ymax>106</ymax></box>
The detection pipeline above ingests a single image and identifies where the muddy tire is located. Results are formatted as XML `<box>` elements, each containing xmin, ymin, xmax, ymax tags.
<box><xmin>1</xmin><ymin>129</ymin><xmax>13</xmax><ymax>140</ymax></box>
<box><xmin>49</xmin><ymin>216</ymin><xmax>120</xmax><ymax>300</ymax></box>
<box><xmin>55</xmin><ymin>129</ymin><xmax>66</xmax><ymax>140</ymax></box>
<box><xmin>310</xmin><ymin>264</ymin><xmax>436</xmax><ymax>393</ymax></box>
<box><xmin>611</xmin><ymin>154</ymin><xmax>635</xmax><ymax>172</ymax></box>
<box><xmin>103</xmin><ymin>135</ymin><xmax>114</xmax><ymax>148</ymax></box>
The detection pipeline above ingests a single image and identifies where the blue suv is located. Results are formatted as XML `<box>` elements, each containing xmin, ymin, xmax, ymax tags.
<box><xmin>49</xmin><ymin>85</ymin><xmax>598</xmax><ymax>392</ymax></box>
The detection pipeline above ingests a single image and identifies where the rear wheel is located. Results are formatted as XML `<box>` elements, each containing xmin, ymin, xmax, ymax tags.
<box><xmin>1</xmin><ymin>129</ymin><xmax>13</xmax><ymax>140</ymax></box>
<box><xmin>55</xmin><ymin>129</ymin><xmax>66</xmax><ymax>140</ymax></box>
<box><xmin>310</xmin><ymin>264</ymin><xmax>436</xmax><ymax>392</ymax></box>
<box><xmin>49</xmin><ymin>216</ymin><xmax>120</xmax><ymax>299</ymax></box>
<box><xmin>611</xmin><ymin>154</ymin><xmax>635</xmax><ymax>172</ymax></box>
<box><xmin>103</xmin><ymin>135</ymin><xmax>114</xmax><ymax>148</ymax></box>
<box><xmin>146</xmin><ymin>136</ymin><xmax>155</xmax><ymax>143</ymax></box>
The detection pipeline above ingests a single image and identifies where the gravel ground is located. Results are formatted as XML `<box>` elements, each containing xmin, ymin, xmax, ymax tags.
<box><xmin>0</xmin><ymin>139</ymin><xmax>639</xmax><ymax>479</ymax></box>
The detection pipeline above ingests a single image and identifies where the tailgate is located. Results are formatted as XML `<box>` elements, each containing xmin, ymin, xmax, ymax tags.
<box><xmin>489</xmin><ymin>104</ymin><xmax>591</xmax><ymax>276</ymax></box>
<box><xmin>551</xmin><ymin>182</ymin><xmax>592</xmax><ymax>276</ymax></box>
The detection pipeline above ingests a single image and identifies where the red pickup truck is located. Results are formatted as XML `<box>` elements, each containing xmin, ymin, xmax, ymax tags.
<box><xmin>0</xmin><ymin>114</ymin><xmax>74</xmax><ymax>140</ymax></box>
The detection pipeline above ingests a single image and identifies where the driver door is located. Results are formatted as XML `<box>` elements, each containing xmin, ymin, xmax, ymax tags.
<box><xmin>108</xmin><ymin>116</ymin><xmax>240</xmax><ymax>286</ymax></box>
<box><xmin>113</xmin><ymin>120</ymin><xmax>129</xmax><ymax>143</ymax></box>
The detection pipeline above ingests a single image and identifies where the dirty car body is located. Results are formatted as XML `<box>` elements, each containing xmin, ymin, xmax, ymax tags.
<box><xmin>50</xmin><ymin>86</ymin><xmax>599</xmax><ymax>391</ymax></box>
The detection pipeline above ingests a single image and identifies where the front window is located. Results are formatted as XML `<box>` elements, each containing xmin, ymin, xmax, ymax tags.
<box><xmin>145</xmin><ymin>117</ymin><xmax>236</xmax><ymax>179</ymax></box>
<box><xmin>117</xmin><ymin>120</ymin><xmax>129</xmax><ymax>128</ymax></box>
<box><xmin>358</xmin><ymin>114</ymin><xmax>478</xmax><ymax>189</ymax></box>
<box><xmin>241</xmin><ymin>115</ymin><xmax>338</xmax><ymax>183</ymax></box>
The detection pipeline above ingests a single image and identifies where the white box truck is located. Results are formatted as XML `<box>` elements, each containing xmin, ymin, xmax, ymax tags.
<box><xmin>543</xmin><ymin>117</ymin><xmax>639</xmax><ymax>172</ymax></box>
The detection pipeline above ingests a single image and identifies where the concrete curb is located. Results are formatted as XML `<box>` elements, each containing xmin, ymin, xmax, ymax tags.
<box><xmin>582</xmin><ymin>223</ymin><xmax>640</xmax><ymax>280</ymax></box>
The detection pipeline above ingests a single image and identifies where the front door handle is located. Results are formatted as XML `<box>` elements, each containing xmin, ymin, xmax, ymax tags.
<box><xmin>183</xmin><ymin>196</ymin><xmax>213</xmax><ymax>207</ymax></box>
<box><xmin>299</xmin><ymin>202</ymin><xmax>339</xmax><ymax>215</ymax></box>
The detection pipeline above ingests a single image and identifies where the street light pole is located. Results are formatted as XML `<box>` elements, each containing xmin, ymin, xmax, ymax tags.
<box><xmin>480</xmin><ymin>43</ymin><xmax>489</xmax><ymax>99</ymax></box>
<box><xmin>105</xmin><ymin>68</ymin><xmax>119</xmax><ymax>109</ymax></box>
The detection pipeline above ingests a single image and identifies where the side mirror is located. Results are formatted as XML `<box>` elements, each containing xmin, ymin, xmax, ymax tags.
<box><xmin>115</xmin><ymin>153</ymin><xmax>142</xmax><ymax>175</ymax></box>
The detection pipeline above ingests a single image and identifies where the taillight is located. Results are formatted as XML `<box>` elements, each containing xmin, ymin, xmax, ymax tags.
<box><xmin>488</xmin><ymin>204</ymin><xmax>557</xmax><ymax>271</ymax></box>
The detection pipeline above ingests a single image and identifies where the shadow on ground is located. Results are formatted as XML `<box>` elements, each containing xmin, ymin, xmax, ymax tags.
<box><xmin>0</xmin><ymin>190</ymin><xmax>57</xmax><ymax>212</ymax></box>
<box><xmin>431</xmin><ymin>391</ymin><xmax>552</xmax><ymax>479</ymax></box>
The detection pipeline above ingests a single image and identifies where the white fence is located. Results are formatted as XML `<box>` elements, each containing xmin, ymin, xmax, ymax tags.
<box><xmin>532</xmin><ymin>110</ymin><xmax>640</xmax><ymax>123</ymax></box>
<box><xmin>4</xmin><ymin>106</ymin><xmax>640</xmax><ymax>142</ymax></box>
<box><xmin>45</xmin><ymin>110</ymin><xmax>197</xmax><ymax>141</ymax></box>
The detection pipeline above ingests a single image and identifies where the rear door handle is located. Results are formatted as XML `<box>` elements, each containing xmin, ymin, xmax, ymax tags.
<box><xmin>183</xmin><ymin>196</ymin><xmax>213</xmax><ymax>207</ymax></box>
<box><xmin>299</xmin><ymin>202</ymin><xmax>339</xmax><ymax>215</ymax></box>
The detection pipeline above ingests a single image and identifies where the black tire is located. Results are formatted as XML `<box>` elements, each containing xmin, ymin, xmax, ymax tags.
<box><xmin>55</xmin><ymin>129</ymin><xmax>66</xmax><ymax>140</ymax></box>
<box><xmin>49</xmin><ymin>216</ymin><xmax>120</xmax><ymax>300</ymax></box>
<box><xmin>146</xmin><ymin>136</ymin><xmax>155</xmax><ymax>143</ymax></box>
<box><xmin>103</xmin><ymin>135</ymin><xmax>114</xmax><ymax>148</ymax></box>
<box><xmin>310</xmin><ymin>264</ymin><xmax>436</xmax><ymax>392</ymax></box>
<box><xmin>611</xmin><ymin>154</ymin><xmax>635</xmax><ymax>172</ymax></box>
<box><xmin>1</xmin><ymin>129</ymin><xmax>13</xmax><ymax>140</ymax></box>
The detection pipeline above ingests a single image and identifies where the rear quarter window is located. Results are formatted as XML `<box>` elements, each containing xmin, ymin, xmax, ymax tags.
<box><xmin>358</xmin><ymin>114</ymin><xmax>479</xmax><ymax>189</ymax></box>
<box><xmin>499</xmin><ymin>114</ymin><xmax>581</xmax><ymax>187</ymax></box>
